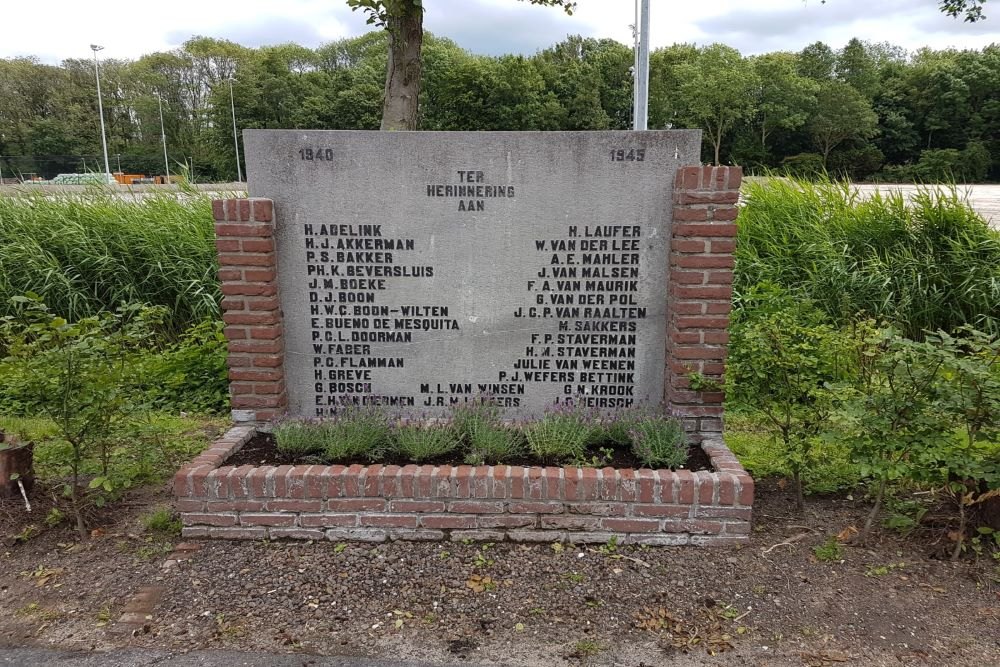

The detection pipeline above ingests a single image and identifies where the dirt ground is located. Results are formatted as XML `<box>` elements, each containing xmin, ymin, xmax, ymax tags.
<box><xmin>1</xmin><ymin>480</ymin><xmax>998</xmax><ymax>667</ymax></box>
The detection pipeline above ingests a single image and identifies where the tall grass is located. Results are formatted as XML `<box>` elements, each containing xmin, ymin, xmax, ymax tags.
<box><xmin>736</xmin><ymin>177</ymin><xmax>1000</xmax><ymax>338</ymax></box>
<box><xmin>0</xmin><ymin>191</ymin><xmax>220</xmax><ymax>333</ymax></box>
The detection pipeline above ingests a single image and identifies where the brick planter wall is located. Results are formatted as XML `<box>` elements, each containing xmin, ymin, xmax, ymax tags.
<box><xmin>175</xmin><ymin>427</ymin><xmax>753</xmax><ymax>546</ymax></box>
<box><xmin>178</xmin><ymin>163</ymin><xmax>752</xmax><ymax>545</ymax></box>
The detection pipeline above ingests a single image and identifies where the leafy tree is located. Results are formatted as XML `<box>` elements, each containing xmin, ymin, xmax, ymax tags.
<box><xmin>345</xmin><ymin>0</ymin><xmax>576</xmax><ymax>130</ymax></box>
<box><xmin>835</xmin><ymin>38</ymin><xmax>878</xmax><ymax>99</ymax></box>
<box><xmin>798</xmin><ymin>41</ymin><xmax>836</xmax><ymax>81</ymax></box>
<box><xmin>676</xmin><ymin>44</ymin><xmax>760</xmax><ymax>165</ymax></box>
<box><xmin>808</xmin><ymin>80</ymin><xmax>879</xmax><ymax>164</ymax></box>
<box><xmin>751</xmin><ymin>52</ymin><xmax>817</xmax><ymax>156</ymax></box>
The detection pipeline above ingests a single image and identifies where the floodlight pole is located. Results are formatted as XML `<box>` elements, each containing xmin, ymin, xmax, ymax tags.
<box><xmin>229</xmin><ymin>78</ymin><xmax>242</xmax><ymax>182</ymax></box>
<box><xmin>634</xmin><ymin>0</ymin><xmax>650</xmax><ymax>131</ymax></box>
<box><xmin>90</xmin><ymin>44</ymin><xmax>112</xmax><ymax>182</ymax></box>
<box><xmin>157</xmin><ymin>92</ymin><xmax>170</xmax><ymax>183</ymax></box>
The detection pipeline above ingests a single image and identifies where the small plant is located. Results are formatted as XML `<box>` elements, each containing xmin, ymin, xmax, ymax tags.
<box><xmin>272</xmin><ymin>419</ymin><xmax>326</xmax><ymax>459</ymax></box>
<box><xmin>630</xmin><ymin>416</ymin><xmax>687</xmax><ymax>469</ymax></box>
<box><xmin>464</xmin><ymin>419</ymin><xmax>524</xmax><ymax>465</ymax></box>
<box><xmin>142</xmin><ymin>507</ymin><xmax>182</xmax><ymax>536</ymax></box>
<box><xmin>524</xmin><ymin>402</ymin><xmax>599</xmax><ymax>464</ymax></box>
<box><xmin>865</xmin><ymin>561</ymin><xmax>905</xmax><ymax>577</ymax></box>
<box><xmin>571</xmin><ymin>639</ymin><xmax>605</xmax><ymax>658</ymax></box>
<box><xmin>812</xmin><ymin>536</ymin><xmax>843</xmax><ymax>562</ymax></box>
<box><xmin>449</xmin><ymin>396</ymin><xmax>504</xmax><ymax>441</ymax></box>
<box><xmin>598</xmin><ymin>535</ymin><xmax>619</xmax><ymax>555</ymax></box>
<box><xmin>394</xmin><ymin>421</ymin><xmax>460</xmax><ymax>462</ymax></box>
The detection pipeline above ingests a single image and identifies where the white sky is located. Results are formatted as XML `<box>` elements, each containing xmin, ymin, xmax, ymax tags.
<box><xmin>2</xmin><ymin>0</ymin><xmax>998</xmax><ymax>64</ymax></box>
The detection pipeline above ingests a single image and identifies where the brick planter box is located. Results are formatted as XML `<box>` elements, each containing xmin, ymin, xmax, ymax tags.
<box><xmin>174</xmin><ymin>427</ymin><xmax>753</xmax><ymax>546</ymax></box>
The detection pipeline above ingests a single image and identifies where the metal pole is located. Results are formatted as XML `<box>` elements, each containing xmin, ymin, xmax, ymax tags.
<box><xmin>157</xmin><ymin>93</ymin><xmax>170</xmax><ymax>183</ymax></box>
<box><xmin>635</xmin><ymin>0</ymin><xmax>650</xmax><ymax>131</ymax></box>
<box><xmin>90</xmin><ymin>45</ymin><xmax>112</xmax><ymax>181</ymax></box>
<box><xmin>229</xmin><ymin>78</ymin><xmax>242</xmax><ymax>182</ymax></box>
<box><xmin>115</xmin><ymin>154</ymin><xmax>121</xmax><ymax>173</ymax></box>
<box><xmin>633</xmin><ymin>0</ymin><xmax>640</xmax><ymax>130</ymax></box>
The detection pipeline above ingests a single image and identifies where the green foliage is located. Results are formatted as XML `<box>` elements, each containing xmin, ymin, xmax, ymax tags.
<box><xmin>630</xmin><ymin>416</ymin><xmax>687</xmax><ymax>469</ymax></box>
<box><xmin>0</xmin><ymin>296</ymin><xmax>159</xmax><ymax>532</ymax></box>
<box><xmin>272</xmin><ymin>419</ymin><xmax>328</xmax><ymax>460</ymax></box>
<box><xmin>523</xmin><ymin>403</ymin><xmax>599</xmax><ymax>464</ymax></box>
<box><xmin>728</xmin><ymin>285</ymin><xmax>858</xmax><ymax>507</ymax></box>
<box><xmin>812</xmin><ymin>536</ymin><xmax>844</xmax><ymax>562</ymax></box>
<box><xmin>393</xmin><ymin>422</ymin><xmax>461</xmax><ymax>462</ymax></box>
<box><xmin>0</xmin><ymin>193</ymin><xmax>219</xmax><ymax>334</ymax></box>
<box><xmin>142</xmin><ymin>507</ymin><xmax>182</xmax><ymax>536</ymax></box>
<box><xmin>463</xmin><ymin>419</ymin><xmax>525</xmax><ymax>466</ymax></box>
<box><xmin>274</xmin><ymin>406</ymin><xmax>393</xmax><ymax>463</ymax></box>
<box><xmin>136</xmin><ymin>319</ymin><xmax>229</xmax><ymax>414</ymax></box>
<box><xmin>736</xmin><ymin>176</ymin><xmax>1000</xmax><ymax>338</ymax></box>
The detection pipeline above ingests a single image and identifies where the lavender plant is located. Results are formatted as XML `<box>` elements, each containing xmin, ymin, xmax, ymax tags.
<box><xmin>524</xmin><ymin>401</ymin><xmax>601</xmax><ymax>464</ymax></box>
<box><xmin>630</xmin><ymin>415</ymin><xmax>687</xmax><ymax>469</ymax></box>
<box><xmin>394</xmin><ymin>421</ymin><xmax>461</xmax><ymax>462</ymax></box>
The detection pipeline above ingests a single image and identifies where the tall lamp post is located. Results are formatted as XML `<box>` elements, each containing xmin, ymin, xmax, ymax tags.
<box><xmin>89</xmin><ymin>44</ymin><xmax>112</xmax><ymax>182</ymax></box>
<box><xmin>633</xmin><ymin>0</ymin><xmax>650</xmax><ymax>131</ymax></box>
<box><xmin>157</xmin><ymin>92</ymin><xmax>170</xmax><ymax>183</ymax></box>
<box><xmin>228</xmin><ymin>78</ymin><xmax>242</xmax><ymax>182</ymax></box>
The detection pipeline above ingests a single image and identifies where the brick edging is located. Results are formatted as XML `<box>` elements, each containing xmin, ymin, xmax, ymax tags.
<box><xmin>174</xmin><ymin>427</ymin><xmax>753</xmax><ymax>546</ymax></box>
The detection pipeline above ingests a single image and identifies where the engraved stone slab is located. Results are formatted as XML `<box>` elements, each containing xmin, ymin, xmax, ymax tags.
<box><xmin>244</xmin><ymin>130</ymin><xmax>701</xmax><ymax>418</ymax></box>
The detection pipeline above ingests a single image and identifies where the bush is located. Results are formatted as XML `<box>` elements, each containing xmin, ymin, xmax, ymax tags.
<box><xmin>138</xmin><ymin>319</ymin><xmax>229</xmax><ymax>414</ymax></box>
<box><xmin>272</xmin><ymin>419</ymin><xmax>327</xmax><ymax>460</ymax></box>
<box><xmin>394</xmin><ymin>422</ymin><xmax>460</xmax><ymax>462</ymax></box>
<box><xmin>737</xmin><ymin>176</ymin><xmax>1000</xmax><ymax>338</ymax></box>
<box><xmin>780</xmin><ymin>153</ymin><xmax>825</xmax><ymax>178</ymax></box>
<box><xmin>0</xmin><ymin>296</ymin><xmax>162</xmax><ymax>537</ymax></box>
<box><xmin>463</xmin><ymin>419</ymin><xmax>524</xmax><ymax>465</ymax></box>
<box><xmin>728</xmin><ymin>285</ymin><xmax>859</xmax><ymax>508</ymax></box>
<box><xmin>630</xmin><ymin>416</ymin><xmax>686</xmax><ymax>469</ymax></box>
<box><xmin>523</xmin><ymin>402</ymin><xmax>600</xmax><ymax>464</ymax></box>
<box><xmin>0</xmin><ymin>192</ymin><xmax>220</xmax><ymax>334</ymax></box>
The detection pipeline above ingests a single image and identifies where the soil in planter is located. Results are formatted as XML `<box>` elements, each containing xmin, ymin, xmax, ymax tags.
<box><xmin>226</xmin><ymin>431</ymin><xmax>713</xmax><ymax>472</ymax></box>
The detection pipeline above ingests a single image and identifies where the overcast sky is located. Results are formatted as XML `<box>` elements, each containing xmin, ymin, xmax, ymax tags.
<box><xmin>2</xmin><ymin>0</ymin><xmax>998</xmax><ymax>64</ymax></box>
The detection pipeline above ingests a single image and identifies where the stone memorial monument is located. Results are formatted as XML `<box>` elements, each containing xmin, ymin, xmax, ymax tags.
<box><xmin>177</xmin><ymin>130</ymin><xmax>753</xmax><ymax>545</ymax></box>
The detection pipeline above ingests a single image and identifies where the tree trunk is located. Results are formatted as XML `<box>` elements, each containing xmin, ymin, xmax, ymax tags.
<box><xmin>381</xmin><ymin>5</ymin><xmax>423</xmax><ymax>131</ymax></box>
<box><xmin>793</xmin><ymin>469</ymin><xmax>804</xmax><ymax>512</ymax></box>
<box><xmin>860</xmin><ymin>477</ymin><xmax>886</xmax><ymax>545</ymax></box>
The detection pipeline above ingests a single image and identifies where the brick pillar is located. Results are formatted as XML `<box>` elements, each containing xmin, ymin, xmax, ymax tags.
<box><xmin>666</xmin><ymin>166</ymin><xmax>741</xmax><ymax>441</ymax></box>
<box><xmin>213</xmin><ymin>198</ymin><xmax>287</xmax><ymax>423</ymax></box>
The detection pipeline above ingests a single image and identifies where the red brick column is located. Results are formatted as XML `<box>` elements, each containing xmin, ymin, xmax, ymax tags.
<box><xmin>213</xmin><ymin>199</ymin><xmax>287</xmax><ymax>423</ymax></box>
<box><xmin>666</xmin><ymin>166</ymin><xmax>741</xmax><ymax>441</ymax></box>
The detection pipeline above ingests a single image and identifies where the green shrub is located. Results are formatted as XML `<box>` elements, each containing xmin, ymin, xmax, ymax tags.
<box><xmin>449</xmin><ymin>397</ymin><xmax>504</xmax><ymax>442</ymax></box>
<box><xmin>0</xmin><ymin>296</ymin><xmax>162</xmax><ymax>537</ymax></box>
<box><xmin>524</xmin><ymin>403</ymin><xmax>599</xmax><ymax>464</ymax></box>
<box><xmin>138</xmin><ymin>319</ymin><xmax>229</xmax><ymax>414</ymax></box>
<box><xmin>394</xmin><ymin>422</ymin><xmax>460</xmax><ymax>462</ymax></box>
<box><xmin>464</xmin><ymin>419</ymin><xmax>524</xmax><ymax>465</ymax></box>
<box><xmin>737</xmin><ymin>176</ymin><xmax>1000</xmax><ymax>337</ymax></box>
<box><xmin>630</xmin><ymin>415</ymin><xmax>686</xmax><ymax>469</ymax></box>
<box><xmin>272</xmin><ymin>419</ymin><xmax>327</xmax><ymax>460</ymax></box>
<box><xmin>0</xmin><ymin>192</ymin><xmax>219</xmax><ymax>334</ymax></box>
<box><xmin>728</xmin><ymin>285</ymin><xmax>859</xmax><ymax>508</ymax></box>
<box><xmin>322</xmin><ymin>405</ymin><xmax>393</xmax><ymax>461</ymax></box>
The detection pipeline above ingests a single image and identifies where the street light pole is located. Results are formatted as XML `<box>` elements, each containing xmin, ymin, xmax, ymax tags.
<box><xmin>634</xmin><ymin>0</ymin><xmax>650</xmax><ymax>131</ymax></box>
<box><xmin>89</xmin><ymin>44</ymin><xmax>112</xmax><ymax>182</ymax></box>
<box><xmin>229</xmin><ymin>78</ymin><xmax>242</xmax><ymax>182</ymax></box>
<box><xmin>157</xmin><ymin>92</ymin><xmax>170</xmax><ymax>183</ymax></box>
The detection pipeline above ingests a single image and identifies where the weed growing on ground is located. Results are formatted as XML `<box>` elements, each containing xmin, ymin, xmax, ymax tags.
<box><xmin>142</xmin><ymin>508</ymin><xmax>181</xmax><ymax>536</ymax></box>
<box><xmin>812</xmin><ymin>537</ymin><xmax>844</xmax><ymax>562</ymax></box>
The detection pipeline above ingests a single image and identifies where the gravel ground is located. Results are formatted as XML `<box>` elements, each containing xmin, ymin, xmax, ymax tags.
<box><xmin>2</xmin><ymin>481</ymin><xmax>999</xmax><ymax>666</ymax></box>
